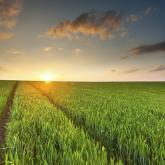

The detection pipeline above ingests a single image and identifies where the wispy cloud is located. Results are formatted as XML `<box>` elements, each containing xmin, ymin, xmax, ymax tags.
<box><xmin>111</xmin><ymin>69</ymin><xmax>116</xmax><ymax>73</ymax></box>
<box><xmin>107</xmin><ymin>67</ymin><xmax>140</xmax><ymax>74</ymax></box>
<box><xmin>120</xmin><ymin>30</ymin><xmax>128</xmax><ymax>37</ymax></box>
<box><xmin>0</xmin><ymin>0</ymin><xmax>23</xmax><ymax>40</ymax></box>
<box><xmin>10</xmin><ymin>50</ymin><xmax>24</xmax><ymax>55</ymax></box>
<box><xmin>122</xmin><ymin>41</ymin><xmax>165</xmax><ymax>59</ymax></box>
<box><xmin>126</xmin><ymin>6</ymin><xmax>157</xmax><ymax>24</ymax></box>
<box><xmin>43</xmin><ymin>47</ymin><xmax>53</xmax><ymax>52</ymax></box>
<box><xmin>0</xmin><ymin>66</ymin><xmax>6</xmax><ymax>72</ymax></box>
<box><xmin>144</xmin><ymin>7</ymin><xmax>157</xmax><ymax>15</ymax></box>
<box><xmin>0</xmin><ymin>66</ymin><xmax>7</xmax><ymax>77</ymax></box>
<box><xmin>0</xmin><ymin>19</ymin><xmax>17</xmax><ymax>29</ymax></box>
<box><xmin>127</xmin><ymin>14</ymin><xmax>141</xmax><ymax>23</ymax></box>
<box><xmin>149</xmin><ymin>65</ymin><xmax>165</xmax><ymax>72</ymax></box>
<box><xmin>0</xmin><ymin>31</ymin><xmax>14</xmax><ymax>40</ymax></box>
<box><xmin>47</xmin><ymin>10</ymin><xmax>125</xmax><ymax>39</ymax></box>
<box><xmin>106</xmin><ymin>69</ymin><xmax>117</xmax><ymax>75</ymax></box>
<box><xmin>130</xmin><ymin>41</ymin><xmax>165</xmax><ymax>55</ymax></box>
<box><xmin>59</xmin><ymin>47</ymin><xmax>64</xmax><ymax>51</ymax></box>
<box><xmin>123</xmin><ymin>68</ymin><xmax>140</xmax><ymax>74</ymax></box>
<box><xmin>74</xmin><ymin>48</ymin><xmax>82</xmax><ymax>54</ymax></box>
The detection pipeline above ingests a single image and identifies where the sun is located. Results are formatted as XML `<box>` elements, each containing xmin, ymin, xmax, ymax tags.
<box><xmin>42</xmin><ymin>72</ymin><xmax>53</xmax><ymax>82</ymax></box>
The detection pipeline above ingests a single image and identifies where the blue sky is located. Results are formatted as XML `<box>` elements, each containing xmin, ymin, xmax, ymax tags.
<box><xmin>0</xmin><ymin>0</ymin><xmax>165</xmax><ymax>81</ymax></box>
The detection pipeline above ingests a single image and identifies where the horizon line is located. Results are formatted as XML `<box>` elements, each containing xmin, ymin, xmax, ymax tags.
<box><xmin>0</xmin><ymin>79</ymin><xmax>164</xmax><ymax>83</ymax></box>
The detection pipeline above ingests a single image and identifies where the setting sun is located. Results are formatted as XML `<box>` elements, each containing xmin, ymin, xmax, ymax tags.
<box><xmin>42</xmin><ymin>72</ymin><xmax>53</xmax><ymax>82</ymax></box>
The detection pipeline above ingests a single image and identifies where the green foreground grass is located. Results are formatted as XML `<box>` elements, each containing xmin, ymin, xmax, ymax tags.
<box><xmin>35</xmin><ymin>82</ymin><xmax>165</xmax><ymax>164</ymax></box>
<box><xmin>4</xmin><ymin>83</ymin><xmax>110</xmax><ymax>164</ymax></box>
<box><xmin>0</xmin><ymin>81</ymin><xmax>164</xmax><ymax>164</ymax></box>
<box><xmin>0</xmin><ymin>81</ymin><xmax>15</xmax><ymax>115</ymax></box>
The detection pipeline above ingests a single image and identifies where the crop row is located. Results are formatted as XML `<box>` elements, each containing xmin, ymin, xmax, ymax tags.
<box><xmin>4</xmin><ymin>83</ymin><xmax>122</xmax><ymax>164</ymax></box>
<box><xmin>34</xmin><ymin>82</ymin><xmax>165</xmax><ymax>164</ymax></box>
<box><xmin>0</xmin><ymin>81</ymin><xmax>16</xmax><ymax>115</ymax></box>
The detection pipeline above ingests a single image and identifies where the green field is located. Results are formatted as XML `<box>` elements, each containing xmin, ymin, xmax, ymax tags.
<box><xmin>0</xmin><ymin>81</ymin><xmax>165</xmax><ymax>164</ymax></box>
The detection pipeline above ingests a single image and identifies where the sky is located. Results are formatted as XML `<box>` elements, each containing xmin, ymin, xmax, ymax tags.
<box><xmin>0</xmin><ymin>0</ymin><xmax>165</xmax><ymax>81</ymax></box>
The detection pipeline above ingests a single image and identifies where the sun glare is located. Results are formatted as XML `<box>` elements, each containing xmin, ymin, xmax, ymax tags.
<box><xmin>42</xmin><ymin>72</ymin><xmax>53</xmax><ymax>82</ymax></box>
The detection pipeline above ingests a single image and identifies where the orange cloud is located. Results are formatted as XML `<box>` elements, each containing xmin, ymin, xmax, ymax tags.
<box><xmin>0</xmin><ymin>19</ymin><xmax>17</xmax><ymax>28</ymax></box>
<box><xmin>0</xmin><ymin>0</ymin><xmax>22</xmax><ymax>40</ymax></box>
<box><xmin>0</xmin><ymin>31</ymin><xmax>14</xmax><ymax>40</ymax></box>
<box><xmin>43</xmin><ymin>47</ymin><xmax>53</xmax><ymax>52</ymax></box>
<box><xmin>47</xmin><ymin>10</ymin><xmax>124</xmax><ymax>39</ymax></box>
<box><xmin>74</xmin><ymin>48</ymin><xmax>81</xmax><ymax>54</ymax></box>
<box><xmin>10</xmin><ymin>50</ymin><xmax>24</xmax><ymax>55</ymax></box>
<box><xmin>0</xmin><ymin>66</ymin><xmax>6</xmax><ymax>72</ymax></box>
<box><xmin>0</xmin><ymin>0</ymin><xmax>22</xmax><ymax>18</ymax></box>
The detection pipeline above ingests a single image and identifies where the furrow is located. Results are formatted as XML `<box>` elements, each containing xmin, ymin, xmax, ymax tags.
<box><xmin>0</xmin><ymin>82</ymin><xmax>18</xmax><ymax>161</ymax></box>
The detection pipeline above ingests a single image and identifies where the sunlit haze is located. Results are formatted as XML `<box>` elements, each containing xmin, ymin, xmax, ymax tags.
<box><xmin>41</xmin><ymin>72</ymin><xmax>54</xmax><ymax>82</ymax></box>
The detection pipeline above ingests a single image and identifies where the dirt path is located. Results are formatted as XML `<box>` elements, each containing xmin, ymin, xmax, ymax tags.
<box><xmin>0</xmin><ymin>82</ymin><xmax>18</xmax><ymax>160</ymax></box>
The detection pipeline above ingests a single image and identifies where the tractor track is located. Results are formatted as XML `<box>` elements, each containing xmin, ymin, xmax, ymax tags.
<box><xmin>0</xmin><ymin>82</ymin><xmax>18</xmax><ymax>161</ymax></box>
<box><xmin>31</xmin><ymin>84</ymin><xmax>111</xmax><ymax>164</ymax></box>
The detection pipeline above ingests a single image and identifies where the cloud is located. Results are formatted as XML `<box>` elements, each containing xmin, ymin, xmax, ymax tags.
<box><xmin>43</xmin><ymin>47</ymin><xmax>53</xmax><ymax>52</ymax></box>
<box><xmin>0</xmin><ymin>0</ymin><xmax>22</xmax><ymax>18</ymax></box>
<box><xmin>47</xmin><ymin>10</ymin><xmax>125</xmax><ymax>39</ymax></box>
<box><xmin>0</xmin><ymin>66</ymin><xmax>6</xmax><ymax>72</ymax></box>
<box><xmin>74</xmin><ymin>48</ymin><xmax>82</xmax><ymax>54</ymax></box>
<box><xmin>149</xmin><ymin>65</ymin><xmax>165</xmax><ymax>72</ymax></box>
<box><xmin>130</xmin><ymin>41</ymin><xmax>165</xmax><ymax>55</ymax></box>
<box><xmin>111</xmin><ymin>69</ymin><xmax>117</xmax><ymax>73</ymax></box>
<box><xmin>107</xmin><ymin>67</ymin><xmax>140</xmax><ymax>74</ymax></box>
<box><xmin>0</xmin><ymin>31</ymin><xmax>14</xmax><ymax>40</ymax></box>
<box><xmin>127</xmin><ymin>14</ymin><xmax>141</xmax><ymax>23</ymax></box>
<box><xmin>46</xmin><ymin>8</ymin><xmax>158</xmax><ymax>40</ymax></box>
<box><xmin>123</xmin><ymin>68</ymin><xmax>140</xmax><ymax>74</ymax></box>
<box><xmin>126</xmin><ymin>6</ymin><xmax>157</xmax><ymax>24</ymax></box>
<box><xmin>10</xmin><ymin>50</ymin><xmax>24</xmax><ymax>55</ymax></box>
<box><xmin>144</xmin><ymin>7</ymin><xmax>157</xmax><ymax>15</ymax></box>
<box><xmin>120</xmin><ymin>30</ymin><xmax>128</xmax><ymax>37</ymax></box>
<box><xmin>59</xmin><ymin>47</ymin><xmax>64</xmax><ymax>51</ymax></box>
<box><xmin>0</xmin><ymin>0</ymin><xmax>22</xmax><ymax>40</ymax></box>
<box><xmin>0</xmin><ymin>66</ymin><xmax>7</xmax><ymax>77</ymax></box>
<box><xmin>0</xmin><ymin>19</ymin><xmax>17</xmax><ymax>29</ymax></box>
<box><xmin>106</xmin><ymin>68</ymin><xmax>117</xmax><ymax>75</ymax></box>
<box><xmin>122</xmin><ymin>41</ymin><xmax>165</xmax><ymax>59</ymax></box>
